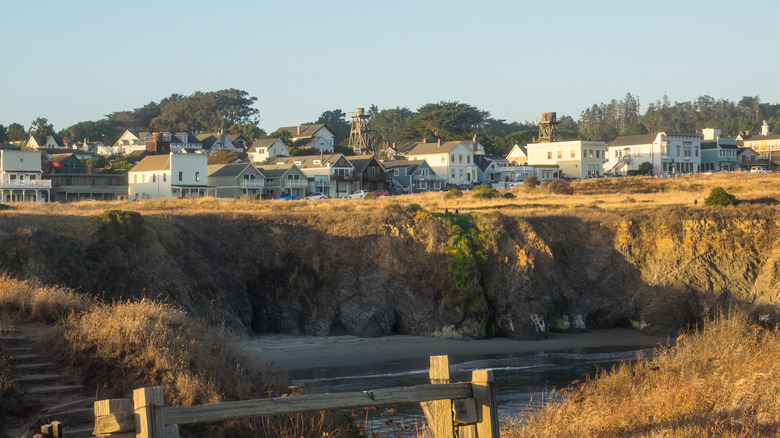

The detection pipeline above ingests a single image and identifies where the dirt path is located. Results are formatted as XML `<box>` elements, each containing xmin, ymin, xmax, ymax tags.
<box><xmin>1</xmin><ymin>321</ymin><xmax>95</xmax><ymax>438</ymax></box>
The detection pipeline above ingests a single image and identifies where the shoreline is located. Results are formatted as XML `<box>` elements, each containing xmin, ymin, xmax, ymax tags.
<box><xmin>242</xmin><ymin>328</ymin><xmax>667</xmax><ymax>371</ymax></box>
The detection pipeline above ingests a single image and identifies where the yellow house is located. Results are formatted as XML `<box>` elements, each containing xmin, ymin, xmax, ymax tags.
<box><xmin>526</xmin><ymin>140</ymin><xmax>606</xmax><ymax>179</ymax></box>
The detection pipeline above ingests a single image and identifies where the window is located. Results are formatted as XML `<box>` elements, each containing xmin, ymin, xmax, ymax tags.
<box><xmin>634</xmin><ymin>147</ymin><xmax>641</xmax><ymax>157</ymax></box>
<box><xmin>466</xmin><ymin>155</ymin><xmax>470</xmax><ymax>164</ymax></box>
<box><xmin>451</xmin><ymin>155</ymin><xmax>454</xmax><ymax>162</ymax></box>
<box><xmin>195</xmin><ymin>172</ymin><xmax>200</xmax><ymax>182</ymax></box>
<box><xmin>459</xmin><ymin>155</ymin><xmax>463</xmax><ymax>163</ymax></box>
<box><xmin>596</xmin><ymin>150</ymin><xmax>600</xmax><ymax>158</ymax></box>
<box><xmin>571</xmin><ymin>150</ymin><xmax>576</xmax><ymax>158</ymax></box>
<box><xmin>178</xmin><ymin>171</ymin><xmax>183</xmax><ymax>181</ymax></box>
<box><xmin>441</xmin><ymin>156</ymin><xmax>445</xmax><ymax>163</ymax></box>
<box><xmin>684</xmin><ymin>143</ymin><xmax>691</xmax><ymax>157</ymax></box>
<box><xmin>152</xmin><ymin>175</ymin><xmax>156</xmax><ymax>182</ymax></box>
<box><xmin>696</xmin><ymin>146</ymin><xmax>699</xmax><ymax>157</ymax></box>
<box><xmin>394</xmin><ymin>169</ymin><xmax>399</xmax><ymax>176</ymax></box>
<box><xmin>133</xmin><ymin>175</ymin><xmax>137</xmax><ymax>183</ymax></box>
<box><xmin>588</xmin><ymin>150</ymin><xmax>594</xmax><ymax>158</ymax></box>
<box><xmin>19</xmin><ymin>158</ymin><xmax>23</xmax><ymax>163</ymax></box>
<box><xmin>547</xmin><ymin>152</ymin><xmax>552</xmax><ymax>159</ymax></box>
<box><xmin>557</xmin><ymin>151</ymin><xmax>562</xmax><ymax>158</ymax></box>
<box><xmin>163</xmin><ymin>174</ymin><xmax>166</xmax><ymax>182</ymax></box>
<box><xmin>676</xmin><ymin>145</ymin><xmax>681</xmax><ymax>156</ymax></box>
<box><xmin>142</xmin><ymin>175</ymin><xmax>146</xmax><ymax>183</ymax></box>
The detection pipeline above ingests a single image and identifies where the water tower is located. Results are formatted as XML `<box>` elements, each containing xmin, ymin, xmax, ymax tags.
<box><xmin>536</xmin><ymin>112</ymin><xmax>560</xmax><ymax>143</ymax></box>
<box><xmin>348</xmin><ymin>108</ymin><xmax>374</xmax><ymax>155</ymax></box>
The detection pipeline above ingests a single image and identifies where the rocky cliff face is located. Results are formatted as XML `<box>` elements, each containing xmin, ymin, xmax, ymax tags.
<box><xmin>1</xmin><ymin>205</ymin><xmax>778</xmax><ymax>340</ymax></box>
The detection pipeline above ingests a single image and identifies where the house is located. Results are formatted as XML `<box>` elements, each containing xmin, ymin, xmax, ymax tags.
<box><xmin>382</xmin><ymin>159</ymin><xmax>444</xmax><ymax>192</ymax></box>
<box><xmin>605</xmin><ymin>133</ymin><xmax>701</xmax><ymax>176</ymax></box>
<box><xmin>276</xmin><ymin>124</ymin><xmax>336</xmax><ymax>146</ymax></box>
<box><xmin>253</xmin><ymin>163</ymin><xmax>308</xmax><ymax>198</ymax></box>
<box><xmin>400</xmin><ymin>139</ymin><xmax>477</xmax><ymax>186</ymax></box>
<box><xmin>343</xmin><ymin>155</ymin><xmax>390</xmax><ymax>191</ymax></box>
<box><xmin>0</xmin><ymin>148</ymin><xmax>51</xmax><ymax>202</ymax></box>
<box><xmin>700</xmin><ymin>129</ymin><xmax>738</xmax><ymax>172</ymax></box>
<box><xmin>26</xmin><ymin>134</ymin><xmax>65</xmax><ymax>150</ymax></box>
<box><xmin>474</xmin><ymin>155</ymin><xmax>511</xmax><ymax>185</ymax></box>
<box><xmin>740</xmin><ymin>132</ymin><xmax>780</xmax><ymax>168</ymax></box>
<box><xmin>196</xmin><ymin>132</ymin><xmax>243</xmax><ymax>153</ymax></box>
<box><xmin>273</xmin><ymin>154</ymin><xmax>358</xmax><ymax>197</ymax></box>
<box><xmin>248</xmin><ymin>138</ymin><xmax>290</xmax><ymax>163</ymax></box>
<box><xmin>737</xmin><ymin>147</ymin><xmax>763</xmax><ymax>170</ymax></box>
<box><xmin>43</xmin><ymin>164</ymin><xmax>127</xmax><ymax>202</ymax></box>
<box><xmin>526</xmin><ymin>140</ymin><xmax>606</xmax><ymax>179</ymax></box>
<box><xmin>112</xmin><ymin>131</ymin><xmax>203</xmax><ymax>155</ymax></box>
<box><xmin>207</xmin><ymin>163</ymin><xmax>264</xmax><ymax>198</ymax></box>
<box><xmin>128</xmin><ymin>153</ymin><xmax>211</xmax><ymax>199</ymax></box>
<box><xmin>506</xmin><ymin>144</ymin><xmax>528</xmax><ymax>165</ymax></box>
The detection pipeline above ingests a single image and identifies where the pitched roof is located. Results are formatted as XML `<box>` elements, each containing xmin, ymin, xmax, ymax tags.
<box><xmin>277</xmin><ymin>124</ymin><xmax>329</xmax><ymax>138</ymax></box>
<box><xmin>207</xmin><ymin>163</ymin><xmax>254</xmax><ymax>178</ymax></box>
<box><xmin>254</xmin><ymin>163</ymin><xmax>298</xmax><ymax>178</ymax></box>
<box><xmin>0</xmin><ymin>143</ymin><xmax>20</xmax><ymax>150</ymax></box>
<box><xmin>403</xmin><ymin>140</ymin><xmax>470</xmax><ymax>155</ymax></box>
<box><xmin>342</xmin><ymin>155</ymin><xmax>381</xmax><ymax>172</ymax></box>
<box><xmin>608</xmin><ymin>133</ymin><xmax>658</xmax><ymax>147</ymax></box>
<box><xmin>249</xmin><ymin>138</ymin><xmax>283</xmax><ymax>150</ymax></box>
<box><xmin>274</xmin><ymin>154</ymin><xmax>346</xmax><ymax>168</ymax></box>
<box><xmin>48</xmin><ymin>153</ymin><xmax>80</xmax><ymax>164</ymax></box>
<box><xmin>743</xmin><ymin>134</ymin><xmax>780</xmax><ymax>142</ymax></box>
<box><xmin>130</xmin><ymin>154</ymin><xmax>171</xmax><ymax>172</ymax></box>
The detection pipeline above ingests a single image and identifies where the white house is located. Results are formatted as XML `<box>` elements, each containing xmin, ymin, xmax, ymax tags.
<box><xmin>506</xmin><ymin>144</ymin><xmax>528</xmax><ymax>165</ymax></box>
<box><xmin>401</xmin><ymin>139</ymin><xmax>477</xmax><ymax>186</ymax></box>
<box><xmin>605</xmin><ymin>132</ymin><xmax>702</xmax><ymax>176</ymax></box>
<box><xmin>128</xmin><ymin>153</ymin><xmax>211</xmax><ymax>199</ymax></box>
<box><xmin>526</xmin><ymin>140</ymin><xmax>606</xmax><ymax>179</ymax></box>
<box><xmin>292</xmin><ymin>136</ymin><xmax>334</xmax><ymax>153</ymax></box>
<box><xmin>112</xmin><ymin>131</ymin><xmax>204</xmax><ymax>155</ymax></box>
<box><xmin>0</xmin><ymin>147</ymin><xmax>51</xmax><ymax>202</ymax></box>
<box><xmin>26</xmin><ymin>134</ymin><xmax>65</xmax><ymax>150</ymax></box>
<box><xmin>248</xmin><ymin>138</ymin><xmax>290</xmax><ymax>163</ymax></box>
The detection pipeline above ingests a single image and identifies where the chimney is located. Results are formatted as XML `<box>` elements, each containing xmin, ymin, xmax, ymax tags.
<box><xmin>472</xmin><ymin>135</ymin><xmax>478</xmax><ymax>152</ymax></box>
<box><xmin>392</xmin><ymin>142</ymin><xmax>396</xmax><ymax>149</ymax></box>
<box><xmin>437</xmin><ymin>139</ymin><xmax>441</xmax><ymax>147</ymax></box>
<box><xmin>423</xmin><ymin>138</ymin><xmax>427</xmax><ymax>144</ymax></box>
<box><xmin>297</xmin><ymin>125</ymin><xmax>301</xmax><ymax>135</ymax></box>
<box><xmin>87</xmin><ymin>165</ymin><xmax>93</xmax><ymax>174</ymax></box>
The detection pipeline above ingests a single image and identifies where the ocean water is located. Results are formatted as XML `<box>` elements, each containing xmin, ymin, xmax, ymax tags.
<box><xmin>288</xmin><ymin>346</ymin><xmax>652</xmax><ymax>435</ymax></box>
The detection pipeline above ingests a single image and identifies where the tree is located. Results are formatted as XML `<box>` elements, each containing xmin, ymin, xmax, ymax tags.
<box><xmin>30</xmin><ymin>117</ymin><xmax>54</xmax><ymax>136</ymax></box>
<box><xmin>151</xmin><ymin>89</ymin><xmax>259</xmax><ymax>133</ymax></box>
<box><xmin>403</xmin><ymin>101</ymin><xmax>489</xmax><ymax>141</ymax></box>
<box><xmin>371</xmin><ymin>106</ymin><xmax>414</xmax><ymax>146</ymax></box>
<box><xmin>638</xmin><ymin>161</ymin><xmax>654</xmax><ymax>175</ymax></box>
<box><xmin>6</xmin><ymin>123</ymin><xmax>27</xmax><ymax>142</ymax></box>
<box><xmin>0</xmin><ymin>124</ymin><xmax>6</xmax><ymax>142</ymax></box>
<box><xmin>60</xmin><ymin>120</ymin><xmax>114</xmax><ymax>143</ymax></box>
<box><xmin>227</xmin><ymin>123</ymin><xmax>265</xmax><ymax>141</ymax></box>
<box><xmin>315</xmin><ymin>109</ymin><xmax>350</xmax><ymax>144</ymax></box>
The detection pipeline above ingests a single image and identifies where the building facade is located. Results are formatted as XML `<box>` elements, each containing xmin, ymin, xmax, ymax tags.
<box><xmin>606</xmin><ymin>132</ymin><xmax>702</xmax><ymax>176</ymax></box>
<box><xmin>0</xmin><ymin>148</ymin><xmax>51</xmax><ymax>202</ymax></box>
<box><xmin>526</xmin><ymin>140</ymin><xmax>606</xmax><ymax>179</ymax></box>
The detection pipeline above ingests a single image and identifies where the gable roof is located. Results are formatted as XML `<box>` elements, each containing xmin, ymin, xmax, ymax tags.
<box><xmin>254</xmin><ymin>163</ymin><xmax>299</xmax><ymax>178</ymax></box>
<box><xmin>250</xmin><ymin>138</ymin><xmax>285</xmax><ymax>151</ymax></box>
<box><xmin>743</xmin><ymin>134</ymin><xmax>780</xmax><ymax>142</ymax></box>
<box><xmin>342</xmin><ymin>155</ymin><xmax>383</xmax><ymax>172</ymax></box>
<box><xmin>130</xmin><ymin>154</ymin><xmax>171</xmax><ymax>172</ymax></box>
<box><xmin>277</xmin><ymin>124</ymin><xmax>330</xmax><ymax>138</ymax></box>
<box><xmin>403</xmin><ymin>140</ymin><xmax>471</xmax><ymax>155</ymax></box>
<box><xmin>207</xmin><ymin>163</ymin><xmax>255</xmax><ymax>178</ymax></box>
<box><xmin>274</xmin><ymin>153</ymin><xmax>349</xmax><ymax>168</ymax></box>
<box><xmin>608</xmin><ymin>133</ymin><xmax>658</xmax><ymax>147</ymax></box>
<box><xmin>0</xmin><ymin>143</ymin><xmax>21</xmax><ymax>150</ymax></box>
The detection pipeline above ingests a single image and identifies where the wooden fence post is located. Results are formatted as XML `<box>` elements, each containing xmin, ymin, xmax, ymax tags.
<box><xmin>93</xmin><ymin>398</ymin><xmax>134</xmax><ymax>436</ymax></box>
<box><xmin>134</xmin><ymin>387</ymin><xmax>165</xmax><ymax>438</ymax></box>
<box><xmin>420</xmin><ymin>355</ymin><xmax>455</xmax><ymax>438</ymax></box>
<box><xmin>471</xmin><ymin>369</ymin><xmax>498</xmax><ymax>438</ymax></box>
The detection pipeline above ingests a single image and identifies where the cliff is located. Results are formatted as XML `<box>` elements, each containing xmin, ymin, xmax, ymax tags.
<box><xmin>1</xmin><ymin>203</ymin><xmax>778</xmax><ymax>340</ymax></box>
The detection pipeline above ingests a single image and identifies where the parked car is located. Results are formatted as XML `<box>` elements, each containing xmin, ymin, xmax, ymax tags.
<box><xmin>348</xmin><ymin>190</ymin><xmax>369</xmax><ymax>199</ymax></box>
<box><xmin>305</xmin><ymin>192</ymin><xmax>328</xmax><ymax>200</ymax></box>
<box><xmin>375</xmin><ymin>189</ymin><xmax>389</xmax><ymax>196</ymax></box>
<box><xmin>273</xmin><ymin>194</ymin><xmax>300</xmax><ymax>200</ymax></box>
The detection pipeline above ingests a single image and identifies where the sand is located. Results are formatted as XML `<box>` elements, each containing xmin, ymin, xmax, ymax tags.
<box><xmin>242</xmin><ymin>328</ymin><xmax>667</xmax><ymax>371</ymax></box>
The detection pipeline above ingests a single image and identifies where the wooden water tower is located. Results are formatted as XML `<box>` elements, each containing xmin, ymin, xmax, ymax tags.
<box><xmin>348</xmin><ymin>107</ymin><xmax>374</xmax><ymax>155</ymax></box>
<box><xmin>536</xmin><ymin>112</ymin><xmax>560</xmax><ymax>143</ymax></box>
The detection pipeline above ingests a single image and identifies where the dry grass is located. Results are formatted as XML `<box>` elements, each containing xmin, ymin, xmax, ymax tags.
<box><xmin>0</xmin><ymin>275</ymin><xmax>90</xmax><ymax>323</ymax></box>
<box><xmin>502</xmin><ymin>311</ymin><xmax>780</xmax><ymax>437</ymax></box>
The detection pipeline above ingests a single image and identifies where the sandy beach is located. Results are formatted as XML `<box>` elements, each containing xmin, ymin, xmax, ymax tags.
<box><xmin>243</xmin><ymin>329</ymin><xmax>667</xmax><ymax>370</ymax></box>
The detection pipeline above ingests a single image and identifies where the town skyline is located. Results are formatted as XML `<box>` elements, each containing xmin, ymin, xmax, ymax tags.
<box><xmin>2</xmin><ymin>0</ymin><xmax>779</xmax><ymax>134</ymax></box>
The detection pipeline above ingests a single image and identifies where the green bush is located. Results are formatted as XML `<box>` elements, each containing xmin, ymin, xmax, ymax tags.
<box><xmin>704</xmin><ymin>187</ymin><xmax>738</xmax><ymax>206</ymax></box>
<box><xmin>443</xmin><ymin>188</ymin><xmax>463</xmax><ymax>200</ymax></box>
<box><xmin>471</xmin><ymin>185</ymin><xmax>499</xmax><ymax>199</ymax></box>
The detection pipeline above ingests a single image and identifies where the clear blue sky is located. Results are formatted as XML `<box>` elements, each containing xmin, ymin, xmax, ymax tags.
<box><xmin>2</xmin><ymin>0</ymin><xmax>778</xmax><ymax>134</ymax></box>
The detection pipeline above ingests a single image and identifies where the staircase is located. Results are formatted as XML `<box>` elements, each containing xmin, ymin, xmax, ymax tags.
<box><xmin>1</xmin><ymin>323</ymin><xmax>96</xmax><ymax>438</ymax></box>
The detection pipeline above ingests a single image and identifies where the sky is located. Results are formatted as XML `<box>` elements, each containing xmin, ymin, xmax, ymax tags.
<box><xmin>2</xmin><ymin>0</ymin><xmax>779</xmax><ymax>135</ymax></box>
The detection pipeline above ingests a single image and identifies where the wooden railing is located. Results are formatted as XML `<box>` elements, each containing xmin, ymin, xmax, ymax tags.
<box><xmin>92</xmin><ymin>355</ymin><xmax>497</xmax><ymax>438</ymax></box>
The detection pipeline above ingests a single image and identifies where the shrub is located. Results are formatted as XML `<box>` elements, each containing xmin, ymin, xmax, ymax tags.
<box><xmin>443</xmin><ymin>188</ymin><xmax>463</xmax><ymax>200</ymax></box>
<box><xmin>363</xmin><ymin>191</ymin><xmax>378</xmax><ymax>200</ymax></box>
<box><xmin>705</xmin><ymin>187</ymin><xmax>738</xmax><ymax>206</ymax></box>
<box><xmin>523</xmin><ymin>177</ymin><xmax>538</xmax><ymax>191</ymax></box>
<box><xmin>540</xmin><ymin>179</ymin><xmax>573</xmax><ymax>195</ymax></box>
<box><xmin>503</xmin><ymin>192</ymin><xmax>516</xmax><ymax>199</ymax></box>
<box><xmin>471</xmin><ymin>185</ymin><xmax>500</xmax><ymax>199</ymax></box>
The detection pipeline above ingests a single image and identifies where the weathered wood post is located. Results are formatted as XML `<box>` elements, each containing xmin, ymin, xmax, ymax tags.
<box><xmin>50</xmin><ymin>421</ymin><xmax>62</xmax><ymax>438</ymax></box>
<box><xmin>471</xmin><ymin>369</ymin><xmax>498</xmax><ymax>437</ymax></box>
<box><xmin>134</xmin><ymin>387</ymin><xmax>165</xmax><ymax>438</ymax></box>
<box><xmin>93</xmin><ymin>398</ymin><xmax>134</xmax><ymax>436</ymax></box>
<box><xmin>421</xmin><ymin>355</ymin><xmax>455</xmax><ymax>438</ymax></box>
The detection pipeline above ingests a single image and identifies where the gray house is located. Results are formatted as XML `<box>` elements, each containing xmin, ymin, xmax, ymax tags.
<box><xmin>383</xmin><ymin>159</ymin><xmax>443</xmax><ymax>192</ymax></box>
<box><xmin>207</xmin><ymin>163</ymin><xmax>264</xmax><ymax>198</ymax></box>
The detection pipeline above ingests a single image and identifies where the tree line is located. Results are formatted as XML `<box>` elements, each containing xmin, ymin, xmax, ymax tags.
<box><xmin>2</xmin><ymin>91</ymin><xmax>778</xmax><ymax>158</ymax></box>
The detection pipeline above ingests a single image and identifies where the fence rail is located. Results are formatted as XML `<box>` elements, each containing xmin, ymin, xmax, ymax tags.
<box><xmin>92</xmin><ymin>355</ymin><xmax>497</xmax><ymax>438</ymax></box>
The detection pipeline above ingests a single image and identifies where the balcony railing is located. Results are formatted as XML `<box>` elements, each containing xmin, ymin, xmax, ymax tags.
<box><xmin>0</xmin><ymin>179</ymin><xmax>52</xmax><ymax>188</ymax></box>
<box><xmin>241</xmin><ymin>180</ymin><xmax>264</xmax><ymax>188</ymax></box>
<box><xmin>361</xmin><ymin>170</ymin><xmax>391</xmax><ymax>181</ymax></box>
<box><xmin>413</xmin><ymin>174</ymin><xmax>445</xmax><ymax>182</ymax></box>
<box><xmin>329</xmin><ymin>173</ymin><xmax>359</xmax><ymax>182</ymax></box>
<box><xmin>284</xmin><ymin>179</ymin><xmax>308</xmax><ymax>188</ymax></box>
